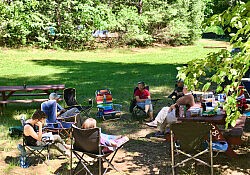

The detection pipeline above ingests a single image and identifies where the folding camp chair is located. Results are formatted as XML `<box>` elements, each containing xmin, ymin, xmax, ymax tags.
<box><xmin>41</xmin><ymin>100</ymin><xmax>73</xmax><ymax>138</ymax></box>
<box><xmin>70</xmin><ymin>124</ymin><xmax>127</xmax><ymax>175</ymax></box>
<box><xmin>17</xmin><ymin>117</ymin><xmax>50</xmax><ymax>167</ymax></box>
<box><xmin>168</xmin><ymin>79</ymin><xmax>184</xmax><ymax>104</ymax></box>
<box><xmin>63</xmin><ymin>88</ymin><xmax>93</xmax><ymax>116</ymax></box>
<box><xmin>95</xmin><ymin>89</ymin><xmax>122</xmax><ymax>120</ymax></box>
<box><xmin>170</xmin><ymin>122</ymin><xmax>214</xmax><ymax>175</ymax></box>
<box><xmin>236</xmin><ymin>86</ymin><xmax>248</xmax><ymax>113</ymax></box>
<box><xmin>130</xmin><ymin>86</ymin><xmax>160</xmax><ymax>117</ymax></box>
<box><xmin>22</xmin><ymin>139</ymin><xmax>50</xmax><ymax>166</ymax></box>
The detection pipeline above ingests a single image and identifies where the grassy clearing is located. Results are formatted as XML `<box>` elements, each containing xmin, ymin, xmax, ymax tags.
<box><xmin>0</xmin><ymin>39</ymin><xmax>235</xmax><ymax>174</ymax></box>
<box><xmin>0</xmin><ymin>39</ymin><xmax>227</xmax><ymax>141</ymax></box>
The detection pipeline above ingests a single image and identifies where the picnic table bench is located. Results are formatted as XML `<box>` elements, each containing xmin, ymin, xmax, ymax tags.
<box><xmin>0</xmin><ymin>84</ymin><xmax>65</xmax><ymax>113</ymax></box>
<box><xmin>222</xmin><ymin>115</ymin><xmax>247</xmax><ymax>146</ymax></box>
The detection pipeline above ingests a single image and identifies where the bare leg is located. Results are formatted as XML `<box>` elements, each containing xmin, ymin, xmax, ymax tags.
<box><xmin>149</xmin><ymin>111</ymin><xmax>153</xmax><ymax>119</ymax></box>
<box><xmin>145</xmin><ymin>104</ymin><xmax>150</xmax><ymax>114</ymax></box>
<box><xmin>145</xmin><ymin>104</ymin><xmax>154</xmax><ymax>121</ymax></box>
<box><xmin>144</xmin><ymin>100</ymin><xmax>154</xmax><ymax>121</ymax></box>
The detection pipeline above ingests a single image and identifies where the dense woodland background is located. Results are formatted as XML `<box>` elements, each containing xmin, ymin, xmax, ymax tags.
<box><xmin>0</xmin><ymin>0</ymin><xmax>247</xmax><ymax>49</ymax></box>
<box><xmin>0</xmin><ymin>0</ymin><xmax>249</xmax><ymax>125</ymax></box>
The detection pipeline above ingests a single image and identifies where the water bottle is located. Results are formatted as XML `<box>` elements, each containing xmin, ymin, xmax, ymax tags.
<box><xmin>21</xmin><ymin>115</ymin><xmax>25</xmax><ymax>126</ymax></box>
<box><xmin>103</xmin><ymin>94</ymin><xmax>106</xmax><ymax>103</ymax></box>
<box><xmin>20</xmin><ymin>156</ymin><xmax>28</xmax><ymax>168</ymax></box>
<box><xmin>200</xmin><ymin>106</ymin><xmax>203</xmax><ymax>116</ymax></box>
<box><xmin>88</xmin><ymin>99</ymin><xmax>92</xmax><ymax>105</ymax></box>
<box><xmin>183</xmin><ymin>105</ymin><xmax>187</xmax><ymax>117</ymax></box>
<box><xmin>179</xmin><ymin>105</ymin><xmax>184</xmax><ymax>117</ymax></box>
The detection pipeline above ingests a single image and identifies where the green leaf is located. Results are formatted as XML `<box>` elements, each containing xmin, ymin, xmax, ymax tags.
<box><xmin>230</xmin><ymin>119</ymin><xmax>236</xmax><ymax>127</ymax></box>
<box><xmin>202</xmin><ymin>82</ymin><xmax>211</xmax><ymax>92</ymax></box>
<box><xmin>216</xmin><ymin>86</ymin><xmax>223</xmax><ymax>92</ymax></box>
<box><xmin>230</xmin><ymin>69</ymin><xmax>237</xmax><ymax>75</ymax></box>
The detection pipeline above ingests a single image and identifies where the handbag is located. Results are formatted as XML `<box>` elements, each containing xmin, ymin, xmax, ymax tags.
<box><xmin>9</xmin><ymin>126</ymin><xmax>23</xmax><ymax>137</ymax></box>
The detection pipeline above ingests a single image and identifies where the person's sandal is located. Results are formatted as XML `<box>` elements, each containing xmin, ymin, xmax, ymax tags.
<box><xmin>154</xmin><ymin>131</ymin><xmax>165</xmax><ymax>137</ymax></box>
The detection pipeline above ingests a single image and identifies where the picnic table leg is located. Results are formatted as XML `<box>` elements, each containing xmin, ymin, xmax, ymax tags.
<box><xmin>0</xmin><ymin>104</ymin><xmax>3</xmax><ymax>115</ymax></box>
<box><xmin>211</xmin><ymin>124</ymin><xmax>238</xmax><ymax>158</ymax></box>
<box><xmin>1</xmin><ymin>92</ymin><xmax>6</xmax><ymax>113</ymax></box>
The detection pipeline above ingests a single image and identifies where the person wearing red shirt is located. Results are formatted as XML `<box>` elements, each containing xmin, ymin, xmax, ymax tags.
<box><xmin>134</xmin><ymin>81</ymin><xmax>153</xmax><ymax>121</ymax></box>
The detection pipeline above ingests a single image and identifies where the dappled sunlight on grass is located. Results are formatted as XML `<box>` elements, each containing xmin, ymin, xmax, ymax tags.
<box><xmin>3</xmin><ymin>40</ymin><xmax>247</xmax><ymax>175</ymax></box>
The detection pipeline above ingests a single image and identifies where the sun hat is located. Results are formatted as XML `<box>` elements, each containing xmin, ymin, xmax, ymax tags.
<box><xmin>49</xmin><ymin>92</ymin><xmax>61</xmax><ymax>100</ymax></box>
<box><xmin>137</xmin><ymin>81</ymin><xmax>145</xmax><ymax>86</ymax></box>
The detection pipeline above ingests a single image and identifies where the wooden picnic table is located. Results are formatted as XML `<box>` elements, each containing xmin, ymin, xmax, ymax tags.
<box><xmin>0</xmin><ymin>84</ymin><xmax>65</xmax><ymax>113</ymax></box>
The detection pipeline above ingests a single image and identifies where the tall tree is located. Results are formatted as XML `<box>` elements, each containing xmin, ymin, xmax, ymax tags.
<box><xmin>177</xmin><ymin>1</ymin><xmax>250</xmax><ymax>127</ymax></box>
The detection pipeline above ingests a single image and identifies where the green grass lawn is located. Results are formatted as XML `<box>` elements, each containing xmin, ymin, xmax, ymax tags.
<box><xmin>0</xmin><ymin>39</ymin><xmax>226</xmax><ymax>96</ymax></box>
<box><xmin>0</xmin><ymin>39</ymin><xmax>232</xmax><ymax>174</ymax></box>
<box><xmin>0</xmin><ymin>39</ymin><xmax>227</xmax><ymax>134</ymax></box>
<box><xmin>0</xmin><ymin>40</ymin><xmax>228</xmax><ymax>136</ymax></box>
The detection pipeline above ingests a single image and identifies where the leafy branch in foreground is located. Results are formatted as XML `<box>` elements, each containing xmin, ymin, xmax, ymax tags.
<box><xmin>177</xmin><ymin>1</ymin><xmax>250</xmax><ymax>128</ymax></box>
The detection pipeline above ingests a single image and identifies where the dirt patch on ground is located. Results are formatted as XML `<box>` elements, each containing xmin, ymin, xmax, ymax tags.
<box><xmin>198</xmin><ymin>39</ymin><xmax>230</xmax><ymax>47</ymax></box>
<box><xmin>1</xmin><ymin>117</ymin><xmax>250</xmax><ymax>175</ymax></box>
<box><xmin>0</xmin><ymin>123</ymin><xmax>167</xmax><ymax>175</ymax></box>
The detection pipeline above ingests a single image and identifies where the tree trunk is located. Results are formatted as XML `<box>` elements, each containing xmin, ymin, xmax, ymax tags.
<box><xmin>137</xmin><ymin>0</ymin><xmax>143</xmax><ymax>15</ymax></box>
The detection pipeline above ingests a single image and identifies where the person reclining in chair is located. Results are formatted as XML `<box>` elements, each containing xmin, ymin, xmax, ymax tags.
<box><xmin>23</xmin><ymin>109</ymin><xmax>70</xmax><ymax>156</ymax></box>
<box><xmin>146</xmin><ymin>86</ymin><xmax>195</xmax><ymax>136</ymax></box>
<box><xmin>134</xmin><ymin>81</ymin><xmax>154</xmax><ymax>122</ymax></box>
<box><xmin>49</xmin><ymin>92</ymin><xmax>79</xmax><ymax>120</ymax></box>
<box><xmin>82</xmin><ymin>118</ymin><xmax>129</xmax><ymax>152</ymax></box>
<box><xmin>168</xmin><ymin>79</ymin><xmax>184</xmax><ymax>102</ymax></box>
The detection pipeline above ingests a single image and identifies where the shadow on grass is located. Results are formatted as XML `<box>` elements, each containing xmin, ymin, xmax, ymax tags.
<box><xmin>4</xmin><ymin>59</ymin><xmax>250</xmax><ymax>174</ymax></box>
<box><xmin>53</xmin><ymin>137</ymin><xmax>169</xmax><ymax>175</ymax></box>
<box><xmin>4</xmin><ymin>152</ymin><xmax>68</xmax><ymax>167</ymax></box>
<box><xmin>123</xmin><ymin>138</ymin><xmax>169</xmax><ymax>174</ymax></box>
<box><xmin>99</xmin><ymin>118</ymin><xmax>250</xmax><ymax>174</ymax></box>
<box><xmin>0</xmin><ymin>59</ymin><xmax>182</xmax><ymax>125</ymax></box>
<box><xmin>0</xmin><ymin>59</ymin><xmax>182</xmax><ymax>101</ymax></box>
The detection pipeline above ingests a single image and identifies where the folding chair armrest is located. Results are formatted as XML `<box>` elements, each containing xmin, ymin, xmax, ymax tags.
<box><xmin>65</xmin><ymin>105</ymin><xmax>82</xmax><ymax>109</ymax></box>
<box><xmin>64</xmin><ymin>106</ymin><xmax>76</xmax><ymax>110</ymax></box>
<box><xmin>57</xmin><ymin>114</ymin><xmax>77</xmax><ymax>119</ymax></box>
<box><xmin>45</xmin><ymin>122</ymin><xmax>62</xmax><ymax>128</ymax></box>
<box><xmin>27</xmin><ymin>142</ymin><xmax>50</xmax><ymax>149</ymax></box>
<box><xmin>44</xmin><ymin>121</ymin><xmax>73</xmax><ymax>128</ymax></box>
<box><xmin>57</xmin><ymin>115</ymin><xmax>77</xmax><ymax>123</ymax></box>
<box><xmin>77</xmin><ymin>98</ymin><xmax>93</xmax><ymax>108</ymax></box>
<box><xmin>61</xmin><ymin>121</ymin><xmax>74</xmax><ymax>125</ymax></box>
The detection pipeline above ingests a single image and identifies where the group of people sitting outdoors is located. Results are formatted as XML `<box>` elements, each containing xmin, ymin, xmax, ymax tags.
<box><xmin>147</xmin><ymin>84</ymin><xmax>195</xmax><ymax>136</ymax></box>
<box><xmin>23</xmin><ymin>109</ymin><xmax>71</xmax><ymax>157</ymax></box>
<box><xmin>22</xmin><ymin>92</ymin><xmax>129</xmax><ymax>158</ymax></box>
<box><xmin>21</xmin><ymin>80</ymin><xmax>193</xmax><ymax>161</ymax></box>
<box><xmin>49</xmin><ymin>92</ymin><xmax>80</xmax><ymax>120</ymax></box>
<box><xmin>134</xmin><ymin>80</ymin><xmax>195</xmax><ymax>136</ymax></box>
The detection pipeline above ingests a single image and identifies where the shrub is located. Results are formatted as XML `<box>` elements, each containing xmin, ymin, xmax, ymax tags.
<box><xmin>0</xmin><ymin>0</ymin><xmax>205</xmax><ymax>49</ymax></box>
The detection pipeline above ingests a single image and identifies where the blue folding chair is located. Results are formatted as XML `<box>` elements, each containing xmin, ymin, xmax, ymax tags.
<box><xmin>41</xmin><ymin>100</ymin><xmax>72</xmax><ymax>138</ymax></box>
